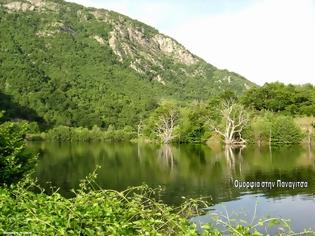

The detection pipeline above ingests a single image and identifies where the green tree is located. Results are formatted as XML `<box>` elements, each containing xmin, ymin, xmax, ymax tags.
<box><xmin>177</xmin><ymin>101</ymin><xmax>211</xmax><ymax>143</ymax></box>
<box><xmin>246</xmin><ymin>112</ymin><xmax>273</xmax><ymax>145</ymax></box>
<box><xmin>271</xmin><ymin>116</ymin><xmax>303</xmax><ymax>145</ymax></box>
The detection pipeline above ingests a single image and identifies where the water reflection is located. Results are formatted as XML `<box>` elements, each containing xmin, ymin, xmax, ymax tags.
<box><xmin>191</xmin><ymin>194</ymin><xmax>315</xmax><ymax>233</ymax></box>
<box><xmin>157</xmin><ymin>144</ymin><xmax>175</xmax><ymax>172</ymax></box>
<box><xmin>28</xmin><ymin>141</ymin><xmax>315</xmax><ymax>233</ymax></box>
<box><xmin>224</xmin><ymin>146</ymin><xmax>245</xmax><ymax>181</ymax></box>
<box><xmin>28</xmin><ymin>142</ymin><xmax>315</xmax><ymax>231</ymax></box>
<box><xmin>29</xmin><ymin>142</ymin><xmax>315</xmax><ymax>204</ymax></box>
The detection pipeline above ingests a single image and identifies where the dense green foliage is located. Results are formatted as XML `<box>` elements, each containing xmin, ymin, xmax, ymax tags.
<box><xmin>270</xmin><ymin>115</ymin><xmax>303</xmax><ymax>144</ymax></box>
<box><xmin>45</xmin><ymin>125</ymin><xmax>136</xmax><ymax>142</ymax></box>
<box><xmin>0</xmin><ymin>4</ymin><xmax>160</xmax><ymax>128</ymax></box>
<box><xmin>240</xmin><ymin>82</ymin><xmax>315</xmax><ymax>145</ymax></box>
<box><xmin>0</xmin><ymin>180</ymin><xmax>199</xmax><ymax>235</ymax></box>
<box><xmin>141</xmin><ymin>97</ymin><xmax>308</xmax><ymax>145</ymax></box>
<box><xmin>141</xmin><ymin>100</ymin><xmax>212</xmax><ymax>143</ymax></box>
<box><xmin>245</xmin><ymin>112</ymin><xmax>304</xmax><ymax>145</ymax></box>
<box><xmin>0</xmin><ymin>112</ymin><xmax>36</xmax><ymax>184</ymax></box>
<box><xmin>176</xmin><ymin>102</ymin><xmax>211</xmax><ymax>143</ymax></box>
<box><xmin>242</xmin><ymin>82</ymin><xmax>315</xmax><ymax>115</ymax></box>
<box><xmin>27</xmin><ymin>97</ymin><xmax>311</xmax><ymax>145</ymax></box>
<box><xmin>0</xmin><ymin>0</ymin><xmax>253</xmax><ymax>130</ymax></box>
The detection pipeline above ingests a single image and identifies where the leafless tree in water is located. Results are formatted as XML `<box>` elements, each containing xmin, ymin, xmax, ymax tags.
<box><xmin>210</xmin><ymin>101</ymin><xmax>249</xmax><ymax>147</ymax></box>
<box><xmin>155</xmin><ymin>109</ymin><xmax>178</xmax><ymax>144</ymax></box>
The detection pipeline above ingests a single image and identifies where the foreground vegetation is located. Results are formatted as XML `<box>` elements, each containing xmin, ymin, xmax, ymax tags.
<box><xmin>0</xmin><ymin>175</ymin><xmax>199</xmax><ymax>235</ymax></box>
<box><xmin>1</xmin><ymin>176</ymin><xmax>315</xmax><ymax>235</ymax></box>
<box><xmin>0</xmin><ymin>112</ymin><xmax>36</xmax><ymax>184</ymax></box>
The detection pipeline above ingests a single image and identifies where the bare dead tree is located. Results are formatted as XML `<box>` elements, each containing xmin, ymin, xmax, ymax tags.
<box><xmin>210</xmin><ymin>101</ymin><xmax>249</xmax><ymax>146</ymax></box>
<box><xmin>137</xmin><ymin>119</ymin><xmax>144</xmax><ymax>138</ymax></box>
<box><xmin>155</xmin><ymin>110</ymin><xmax>178</xmax><ymax>144</ymax></box>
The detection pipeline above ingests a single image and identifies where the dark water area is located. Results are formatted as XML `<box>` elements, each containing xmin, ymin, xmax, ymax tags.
<box><xmin>29</xmin><ymin>142</ymin><xmax>315</xmax><ymax>232</ymax></box>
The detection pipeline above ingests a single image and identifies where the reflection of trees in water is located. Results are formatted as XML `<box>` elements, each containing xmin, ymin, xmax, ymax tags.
<box><xmin>307</xmin><ymin>144</ymin><xmax>313</xmax><ymax>161</ymax></box>
<box><xmin>155</xmin><ymin>143</ymin><xmax>247</xmax><ymax>181</ymax></box>
<box><xmin>137</xmin><ymin>143</ymin><xmax>142</xmax><ymax>162</ymax></box>
<box><xmin>157</xmin><ymin>144</ymin><xmax>175</xmax><ymax>172</ymax></box>
<box><xmin>33</xmin><ymin>142</ymin><xmax>315</xmax><ymax>203</ymax></box>
<box><xmin>224</xmin><ymin>147</ymin><xmax>235</xmax><ymax>170</ymax></box>
<box><xmin>224</xmin><ymin>146</ymin><xmax>244</xmax><ymax>180</ymax></box>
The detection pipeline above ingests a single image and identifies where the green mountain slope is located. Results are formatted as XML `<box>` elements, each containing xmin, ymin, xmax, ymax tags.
<box><xmin>0</xmin><ymin>0</ymin><xmax>255</xmax><ymax>128</ymax></box>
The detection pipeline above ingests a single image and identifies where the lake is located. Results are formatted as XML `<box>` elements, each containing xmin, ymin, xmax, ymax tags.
<box><xmin>29</xmin><ymin>142</ymin><xmax>315</xmax><ymax>232</ymax></box>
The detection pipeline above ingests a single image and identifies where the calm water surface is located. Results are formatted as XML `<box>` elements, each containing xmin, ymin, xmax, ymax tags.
<box><xmin>29</xmin><ymin>142</ymin><xmax>315</xmax><ymax>232</ymax></box>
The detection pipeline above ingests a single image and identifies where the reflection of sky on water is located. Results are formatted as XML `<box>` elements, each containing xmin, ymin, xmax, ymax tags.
<box><xmin>192</xmin><ymin>193</ymin><xmax>315</xmax><ymax>234</ymax></box>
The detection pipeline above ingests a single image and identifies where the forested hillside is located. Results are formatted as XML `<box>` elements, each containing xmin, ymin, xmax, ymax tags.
<box><xmin>0</xmin><ymin>0</ymin><xmax>255</xmax><ymax>128</ymax></box>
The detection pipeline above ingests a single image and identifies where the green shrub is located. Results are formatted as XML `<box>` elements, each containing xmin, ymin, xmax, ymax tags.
<box><xmin>245</xmin><ymin>113</ymin><xmax>303</xmax><ymax>145</ymax></box>
<box><xmin>0</xmin><ymin>121</ymin><xmax>36</xmax><ymax>185</ymax></box>
<box><xmin>244</xmin><ymin>113</ymin><xmax>272</xmax><ymax>145</ymax></box>
<box><xmin>271</xmin><ymin>116</ymin><xmax>303</xmax><ymax>144</ymax></box>
<box><xmin>177</xmin><ymin>102</ymin><xmax>211</xmax><ymax>143</ymax></box>
<box><xmin>45</xmin><ymin>125</ymin><xmax>136</xmax><ymax>142</ymax></box>
<box><xmin>0</xmin><ymin>176</ymin><xmax>201</xmax><ymax>235</ymax></box>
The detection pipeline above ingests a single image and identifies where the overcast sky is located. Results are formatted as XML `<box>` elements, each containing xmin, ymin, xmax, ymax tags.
<box><xmin>68</xmin><ymin>0</ymin><xmax>315</xmax><ymax>85</ymax></box>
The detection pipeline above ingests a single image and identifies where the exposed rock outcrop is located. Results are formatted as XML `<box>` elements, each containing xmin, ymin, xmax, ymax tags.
<box><xmin>4</xmin><ymin>0</ymin><xmax>58</xmax><ymax>12</ymax></box>
<box><xmin>93</xmin><ymin>35</ymin><xmax>105</xmax><ymax>45</ymax></box>
<box><xmin>152</xmin><ymin>34</ymin><xmax>198</xmax><ymax>65</ymax></box>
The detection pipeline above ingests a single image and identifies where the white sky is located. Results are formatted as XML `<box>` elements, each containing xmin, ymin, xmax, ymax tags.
<box><xmin>68</xmin><ymin>0</ymin><xmax>315</xmax><ymax>85</ymax></box>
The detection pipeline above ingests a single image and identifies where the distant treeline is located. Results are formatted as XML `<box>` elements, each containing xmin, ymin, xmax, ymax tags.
<box><xmin>241</xmin><ymin>82</ymin><xmax>315</xmax><ymax>116</ymax></box>
<box><xmin>1</xmin><ymin>82</ymin><xmax>315</xmax><ymax>145</ymax></box>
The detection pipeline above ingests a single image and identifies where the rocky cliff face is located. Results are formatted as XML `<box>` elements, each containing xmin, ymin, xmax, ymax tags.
<box><xmin>89</xmin><ymin>7</ymin><xmax>205</xmax><ymax>85</ymax></box>
<box><xmin>3</xmin><ymin>0</ymin><xmax>58</xmax><ymax>12</ymax></box>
